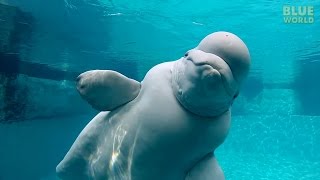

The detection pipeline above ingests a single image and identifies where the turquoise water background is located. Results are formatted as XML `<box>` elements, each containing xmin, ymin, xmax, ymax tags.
<box><xmin>0</xmin><ymin>0</ymin><xmax>320</xmax><ymax>179</ymax></box>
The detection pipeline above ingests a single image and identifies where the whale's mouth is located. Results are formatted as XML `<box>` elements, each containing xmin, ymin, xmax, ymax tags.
<box><xmin>186</xmin><ymin>55</ymin><xmax>221</xmax><ymax>73</ymax></box>
<box><xmin>187</xmin><ymin>57</ymin><xmax>236</xmax><ymax>98</ymax></box>
<box><xmin>197</xmin><ymin>63</ymin><xmax>218</xmax><ymax>74</ymax></box>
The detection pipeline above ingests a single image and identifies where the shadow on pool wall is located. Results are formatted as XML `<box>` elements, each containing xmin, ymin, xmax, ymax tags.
<box><xmin>0</xmin><ymin>5</ymin><xmax>91</xmax><ymax>179</ymax></box>
<box><xmin>293</xmin><ymin>41</ymin><xmax>320</xmax><ymax>116</ymax></box>
<box><xmin>0</xmin><ymin>3</ymin><xmax>34</xmax><ymax>122</ymax></box>
<box><xmin>0</xmin><ymin>3</ymin><xmax>140</xmax><ymax>123</ymax></box>
<box><xmin>232</xmin><ymin>52</ymin><xmax>320</xmax><ymax>117</ymax></box>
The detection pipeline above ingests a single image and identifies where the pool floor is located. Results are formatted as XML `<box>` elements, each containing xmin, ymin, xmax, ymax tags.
<box><xmin>216</xmin><ymin>114</ymin><xmax>320</xmax><ymax>180</ymax></box>
<box><xmin>217</xmin><ymin>151</ymin><xmax>320</xmax><ymax>180</ymax></box>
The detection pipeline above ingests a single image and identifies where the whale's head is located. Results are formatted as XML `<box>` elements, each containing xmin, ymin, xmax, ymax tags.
<box><xmin>172</xmin><ymin>31</ymin><xmax>250</xmax><ymax>117</ymax></box>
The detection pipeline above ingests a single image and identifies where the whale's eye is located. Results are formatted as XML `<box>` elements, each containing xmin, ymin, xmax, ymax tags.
<box><xmin>184</xmin><ymin>52</ymin><xmax>189</xmax><ymax>57</ymax></box>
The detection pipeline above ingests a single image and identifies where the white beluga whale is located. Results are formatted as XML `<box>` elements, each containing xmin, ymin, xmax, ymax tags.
<box><xmin>56</xmin><ymin>31</ymin><xmax>251</xmax><ymax>180</ymax></box>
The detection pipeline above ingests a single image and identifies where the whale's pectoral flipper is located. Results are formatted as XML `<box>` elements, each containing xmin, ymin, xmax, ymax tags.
<box><xmin>76</xmin><ymin>70</ymin><xmax>141</xmax><ymax>111</ymax></box>
<box><xmin>185</xmin><ymin>153</ymin><xmax>225</xmax><ymax>180</ymax></box>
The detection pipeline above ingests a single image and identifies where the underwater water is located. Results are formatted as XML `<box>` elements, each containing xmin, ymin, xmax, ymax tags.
<box><xmin>0</xmin><ymin>0</ymin><xmax>320</xmax><ymax>179</ymax></box>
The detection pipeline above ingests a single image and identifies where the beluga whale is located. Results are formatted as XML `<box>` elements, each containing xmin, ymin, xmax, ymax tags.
<box><xmin>56</xmin><ymin>31</ymin><xmax>251</xmax><ymax>180</ymax></box>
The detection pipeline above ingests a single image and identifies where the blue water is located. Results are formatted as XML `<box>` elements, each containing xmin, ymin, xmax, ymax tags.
<box><xmin>0</xmin><ymin>0</ymin><xmax>320</xmax><ymax>179</ymax></box>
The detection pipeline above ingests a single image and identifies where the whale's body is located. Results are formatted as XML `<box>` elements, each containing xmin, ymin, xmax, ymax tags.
<box><xmin>57</xmin><ymin>62</ymin><xmax>229</xmax><ymax>180</ymax></box>
<box><xmin>56</xmin><ymin>31</ymin><xmax>251</xmax><ymax>180</ymax></box>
